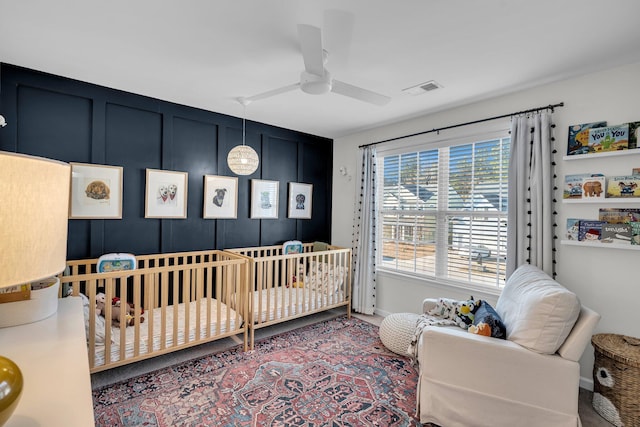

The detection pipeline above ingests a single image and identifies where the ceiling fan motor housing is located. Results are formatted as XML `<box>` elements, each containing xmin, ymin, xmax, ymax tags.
<box><xmin>300</xmin><ymin>70</ymin><xmax>332</xmax><ymax>95</ymax></box>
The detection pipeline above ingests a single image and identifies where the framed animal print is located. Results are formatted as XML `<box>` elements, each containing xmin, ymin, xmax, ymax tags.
<box><xmin>69</xmin><ymin>162</ymin><xmax>123</xmax><ymax>219</ymax></box>
<box><xmin>203</xmin><ymin>175</ymin><xmax>238</xmax><ymax>219</ymax></box>
<box><xmin>288</xmin><ymin>182</ymin><xmax>312</xmax><ymax>219</ymax></box>
<box><xmin>250</xmin><ymin>179</ymin><xmax>279</xmax><ymax>219</ymax></box>
<box><xmin>145</xmin><ymin>169</ymin><xmax>188</xmax><ymax>219</ymax></box>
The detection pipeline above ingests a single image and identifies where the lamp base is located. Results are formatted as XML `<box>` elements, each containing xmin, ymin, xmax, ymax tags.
<box><xmin>0</xmin><ymin>356</ymin><xmax>23</xmax><ymax>426</ymax></box>
<box><xmin>0</xmin><ymin>278</ymin><xmax>59</xmax><ymax>328</ymax></box>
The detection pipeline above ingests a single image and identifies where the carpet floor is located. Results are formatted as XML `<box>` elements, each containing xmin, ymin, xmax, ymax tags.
<box><xmin>93</xmin><ymin>315</ymin><xmax>421</xmax><ymax>426</ymax></box>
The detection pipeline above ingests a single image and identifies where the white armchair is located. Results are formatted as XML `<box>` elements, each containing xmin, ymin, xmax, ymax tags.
<box><xmin>417</xmin><ymin>264</ymin><xmax>600</xmax><ymax>427</ymax></box>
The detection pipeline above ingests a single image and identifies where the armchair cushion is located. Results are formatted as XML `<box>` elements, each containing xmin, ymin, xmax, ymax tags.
<box><xmin>495</xmin><ymin>264</ymin><xmax>581</xmax><ymax>354</ymax></box>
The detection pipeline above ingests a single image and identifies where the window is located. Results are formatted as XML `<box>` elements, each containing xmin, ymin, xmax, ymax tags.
<box><xmin>379</xmin><ymin>133</ymin><xmax>510</xmax><ymax>289</ymax></box>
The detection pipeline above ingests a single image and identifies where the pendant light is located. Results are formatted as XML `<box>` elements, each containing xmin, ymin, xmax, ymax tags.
<box><xmin>227</xmin><ymin>98</ymin><xmax>259</xmax><ymax>175</ymax></box>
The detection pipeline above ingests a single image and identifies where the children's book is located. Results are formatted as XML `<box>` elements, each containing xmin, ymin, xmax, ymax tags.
<box><xmin>605</xmin><ymin>175</ymin><xmax>640</xmax><ymax>198</ymax></box>
<box><xmin>578</xmin><ymin>220</ymin><xmax>605</xmax><ymax>241</ymax></box>
<box><xmin>601</xmin><ymin>223</ymin><xmax>632</xmax><ymax>244</ymax></box>
<box><xmin>563</xmin><ymin>173</ymin><xmax>603</xmax><ymax>199</ymax></box>
<box><xmin>566</xmin><ymin>218</ymin><xmax>580</xmax><ymax>240</ymax></box>
<box><xmin>630</xmin><ymin>222</ymin><xmax>640</xmax><ymax>245</ymax></box>
<box><xmin>599</xmin><ymin>208</ymin><xmax>640</xmax><ymax>224</ymax></box>
<box><xmin>567</xmin><ymin>121</ymin><xmax>606</xmax><ymax>155</ymax></box>
<box><xmin>581</xmin><ymin>176</ymin><xmax>606</xmax><ymax>200</ymax></box>
<box><xmin>628</xmin><ymin>121</ymin><xmax>640</xmax><ymax>149</ymax></box>
<box><xmin>588</xmin><ymin>124</ymin><xmax>629</xmax><ymax>153</ymax></box>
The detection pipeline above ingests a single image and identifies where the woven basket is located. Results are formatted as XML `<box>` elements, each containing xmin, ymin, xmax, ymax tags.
<box><xmin>592</xmin><ymin>333</ymin><xmax>640</xmax><ymax>427</ymax></box>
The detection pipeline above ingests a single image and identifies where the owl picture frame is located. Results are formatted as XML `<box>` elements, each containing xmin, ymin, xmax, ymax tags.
<box><xmin>288</xmin><ymin>182</ymin><xmax>312</xmax><ymax>219</ymax></box>
<box><xmin>69</xmin><ymin>162</ymin><xmax>123</xmax><ymax>219</ymax></box>
<box><xmin>145</xmin><ymin>168</ymin><xmax>188</xmax><ymax>219</ymax></box>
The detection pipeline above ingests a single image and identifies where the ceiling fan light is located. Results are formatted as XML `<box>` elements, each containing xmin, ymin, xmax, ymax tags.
<box><xmin>300</xmin><ymin>70</ymin><xmax>332</xmax><ymax>95</ymax></box>
<box><xmin>227</xmin><ymin>145</ymin><xmax>259</xmax><ymax>175</ymax></box>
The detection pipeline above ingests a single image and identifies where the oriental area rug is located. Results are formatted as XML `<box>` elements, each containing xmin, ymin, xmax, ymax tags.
<box><xmin>92</xmin><ymin>316</ymin><xmax>422</xmax><ymax>426</ymax></box>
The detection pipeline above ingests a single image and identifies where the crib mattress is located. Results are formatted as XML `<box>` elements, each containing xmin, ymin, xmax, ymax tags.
<box><xmin>93</xmin><ymin>297</ymin><xmax>242</xmax><ymax>367</ymax></box>
<box><xmin>251</xmin><ymin>287</ymin><xmax>346</xmax><ymax>323</ymax></box>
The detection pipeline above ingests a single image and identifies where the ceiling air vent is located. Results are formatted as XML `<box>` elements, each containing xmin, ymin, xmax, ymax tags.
<box><xmin>402</xmin><ymin>80</ymin><xmax>442</xmax><ymax>96</ymax></box>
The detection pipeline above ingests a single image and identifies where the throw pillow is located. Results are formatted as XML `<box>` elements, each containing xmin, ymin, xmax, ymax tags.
<box><xmin>468</xmin><ymin>300</ymin><xmax>506</xmax><ymax>339</ymax></box>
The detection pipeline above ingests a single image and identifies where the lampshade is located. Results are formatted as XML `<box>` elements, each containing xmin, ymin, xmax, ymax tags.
<box><xmin>0</xmin><ymin>151</ymin><xmax>70</xmax><ymax>427</ymax></box>
<box><xmin>0</xmin><ymin>151</ymin><xmax>70</xmax><ymax>288</ymax></box>
<box><xmin>227</xmin><ymin>145</ymin><xmax>259</xmax><ymax>175</ymax></box>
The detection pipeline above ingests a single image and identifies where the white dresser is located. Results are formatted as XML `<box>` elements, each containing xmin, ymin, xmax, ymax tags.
<box><xmin>0</xmin><ymin>296</ymin><xmax>95</xmax><ymax>426</ymax></box>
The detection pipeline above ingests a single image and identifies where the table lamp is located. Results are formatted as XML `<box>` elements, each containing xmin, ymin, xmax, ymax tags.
<box><xmin>0</xmin><ymin>150</ymin><xmax>71</xmax><ymax>426</ymax></box>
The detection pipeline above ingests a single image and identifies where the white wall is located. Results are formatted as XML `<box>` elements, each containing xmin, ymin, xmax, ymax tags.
<box><xmin>332</xmin><ymin>61</ymin><xmax>640</xmax><ymax>388</ymax></box>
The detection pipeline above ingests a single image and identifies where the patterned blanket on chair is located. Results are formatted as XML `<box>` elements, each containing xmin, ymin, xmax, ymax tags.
<box><xmin>407</xmin><ymin>297</ymin><xmax>479</xmax><ymax>364</ymax></box>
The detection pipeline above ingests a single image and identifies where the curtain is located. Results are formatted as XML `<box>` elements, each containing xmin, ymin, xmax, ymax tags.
<box><xmin>507</xmin><ymin>111</ymin><xmax>556</xmax><ymax>278</ymax></box>
<box><xmin>351</xmin><ymin>146</ymin><xmax>377</xmax><ymax>314</ymax></box>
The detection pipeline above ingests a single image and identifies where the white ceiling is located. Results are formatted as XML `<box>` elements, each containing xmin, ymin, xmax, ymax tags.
<box><xmin>2</xmin><ymin>0</ymin><xmax>640</xmax><ymax>139</ymax></box>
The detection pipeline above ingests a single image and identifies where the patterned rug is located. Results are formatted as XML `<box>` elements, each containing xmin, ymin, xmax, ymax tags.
<box><xmin>93</xmin><ymin>316</ymin><xmax>421</xmax><ymax>426</ymax></box>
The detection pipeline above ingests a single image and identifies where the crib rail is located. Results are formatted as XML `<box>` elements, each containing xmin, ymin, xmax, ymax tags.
<box><xmin>61</xmin><ymin>250</ymin><xmax>249</xmax><ymax>373</ymax></box>
<box><xmin>226</xmin><ymin>245</ymin><xmax>351</xmax><ymax>348</ymax></box>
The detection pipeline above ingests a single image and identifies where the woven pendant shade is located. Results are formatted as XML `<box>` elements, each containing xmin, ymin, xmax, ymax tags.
<box><xmin>227</xmin><ymin>145</ymin><xmax>259</xmax><ymax>175</ymax></box>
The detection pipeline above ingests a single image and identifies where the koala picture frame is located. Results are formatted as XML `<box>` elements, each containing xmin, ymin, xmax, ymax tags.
<box><xmin>203</xmin><ymin>175</ymin><xmax>238</xmax><ymax>219</ymax></box>
<box><xmin>250</xmin><ymin>179</ymin><xmax>279</xmax><ymax>219</ymax></box>
<box><xmin>144</xmin><ymin>168</ymin><xmax>188</xmax><ymax>219</ymax></box>
<box><xmin>288</xmin><ymin>182</ymin><xmax>313</xmax><ymax>219</ymax></box>
<box><xmin>69</xmin><ymin>162</ymin><xmax>123</xmax><ymax>219</ymax></box>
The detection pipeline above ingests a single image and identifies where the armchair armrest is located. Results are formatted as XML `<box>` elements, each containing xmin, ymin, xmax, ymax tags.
<box><xmin>418</xmin><ymin>326</ymin><xmax>580</xmax><ymax>413</ymax></box>
<box><xmin>423</xmin><ymin>298</ymin><xmax>438</xmax><ymax>314</ymax></box>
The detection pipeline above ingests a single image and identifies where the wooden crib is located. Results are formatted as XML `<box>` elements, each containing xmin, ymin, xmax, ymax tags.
<box><xmin>226</xmin><ymin>244</ymin><xmax>351</xmax><ymax>348</ymax></box>
<box><xmin>61</xmin><ymin>250</ymin><xmax>249</xmax><ymax>373</ymax></box>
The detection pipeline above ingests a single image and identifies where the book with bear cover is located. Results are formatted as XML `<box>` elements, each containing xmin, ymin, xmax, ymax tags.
<box><xmin>578</xmin><ymin>220</ymin><xmax>606</xmax><ymax>241</ymax></box>
<box><xmin>563</xmin><ymin>173</ymin><xmax>604</xmax><ymax>199</ymax></box>
<box><xmin>581</xmin><ymin>176</ymin><xmax>606</xmax><ymax>200</ymax></box>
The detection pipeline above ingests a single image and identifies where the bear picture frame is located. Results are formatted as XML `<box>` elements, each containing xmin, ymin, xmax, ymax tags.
<box><xmin>288</xmin><ymin>182</ymin><xmax>313</xmax><ymax>219</ymax></box>
<box><xmin>69</xmin><ymin>162</ymin><xmax>123</xmax><ymax>219</ymax></box>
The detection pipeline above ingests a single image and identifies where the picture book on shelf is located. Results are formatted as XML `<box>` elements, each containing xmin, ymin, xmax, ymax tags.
<box><xmin>563</xmin><ymin>173</ymin><xmax>603</xmax><ymax>199</ymax></box>
<box><xmin>605</xmin><ymin>175</ymin><xmax>640</xmax><ymax>198</ymax></box>
<box><xmin>631</xmin><ymin>222</ymin><xmax>640</xmax><ymax>245</ymax></box>
<box><xmin>578</xmin><ymin>220</ymin><xmax>605</xmax><ymax>241</ymax></box>
<box><xmin>598</xmin><ymin>208</ymin><xmax>640</xmax><ymax>224</ymax></box>
<box><xmin>566</xmin><ymin>218</ymin><xmax>580</xmax><ymax>240</ymax></box>
<box><xmin>601</xmin><ymin>223</ymin><xmax>632</xmax><ymax>244</ymax></box>
<box><xmin>629</xmin><ymin>121</ymin><xmax>640</xmax><ymax>149</ymax></box>
<box><xmin>567</xmin><ymin>121</ymin><xmax>606</xmax><ymax>155</ymax></box>
<box><xmin>588</xmin><ymin>124</ymin><xmax>629</xmax><ymax>153</ymax></box>
<box><xmin>581</xmin><ymin>176</ymin><xmax>606</xmax><ymax>199</ymax></box>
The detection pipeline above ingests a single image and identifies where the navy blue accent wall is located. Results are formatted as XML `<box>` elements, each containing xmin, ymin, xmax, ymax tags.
<box><xmin>0</xmin><ymin>64</ymin><xmax>333</xmax><ymax>259</ymax></box>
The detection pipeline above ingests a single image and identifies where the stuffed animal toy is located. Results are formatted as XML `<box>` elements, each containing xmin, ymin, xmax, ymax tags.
<box><xmin>468</xmin><ymin>323</ymin><xmax>492</xmax><ymax>337</ymax></box>
<box><xmin>95</xmin><ymin>293</ymin><xmax>144</xmax><ymax>327</ymax></box>
<box><xmin>95</xmin><ymin>292</ymin><xmax>106</xmax><ymax>316</ymax></box>
<box><xmin>112</xmin><ymin>300</ymin><xmax>144</xmax><ymax>327</ymax></box>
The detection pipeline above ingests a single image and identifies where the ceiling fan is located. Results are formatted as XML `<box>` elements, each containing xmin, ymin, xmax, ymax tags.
<box><xmin>240</xmin><ymin>24</ymin><xmax>391</xmax><ymax>106</ymax></box>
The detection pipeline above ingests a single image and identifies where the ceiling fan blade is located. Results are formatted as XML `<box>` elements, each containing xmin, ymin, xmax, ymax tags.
<box><xmin>297</xmin><ymin>24</ymin><xmax>325</xmax><ymax>76</ymax></box>
<box><xmin>242</xmin><ymin>83</ymin><xmax>300</xmax><ymax>103</ymax></box>
<box><xmin>331</xmin><ymin>80</ymin><xmax>391</xmax><ymax>106</ymax></box>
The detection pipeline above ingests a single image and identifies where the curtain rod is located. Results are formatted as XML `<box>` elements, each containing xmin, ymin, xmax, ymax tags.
<box><xmin>359</xmin><ymin>102</ymin><xmax>564</xmax><ymax>148</ymax></box>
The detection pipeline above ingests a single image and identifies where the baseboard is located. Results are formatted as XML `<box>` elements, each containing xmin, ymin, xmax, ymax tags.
<box><xmin>580</xmin><ymin>376</ymin><xmax>594</xmax><ymax>391</ymax></box>
<box><xmin>374</xmin><ymin>308</ymin><xmax>392</xmax><ymax>318</ymax></box>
